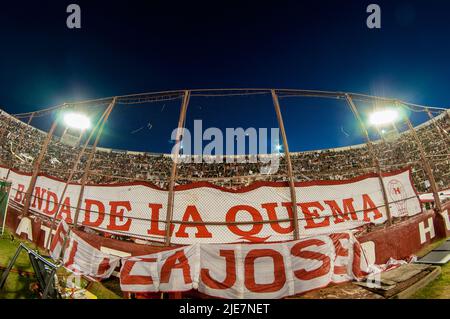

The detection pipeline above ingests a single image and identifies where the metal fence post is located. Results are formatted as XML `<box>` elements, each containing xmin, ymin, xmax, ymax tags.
<box><xmin>21</xmin><ymin>117</ymin><xmax>58</xmax><ymax>217</ymax></box>
<box><xmin>345</xmin><ymin>94</ymin><xmax>393</xmax><ymax>225</ymax></box>
<box><xmin>398</xmin><ymin>101</ymin><xmax>443</xmax><ymax>213</ymax></box>
<box><xmin>271</xmin><ymin>90</ymin><xmax>300</xmax><ymax>240</ymax></box>
<box><xmin>165</xmin><ymin>91</ymin><xmax>190</xmax><ymax>246</ymax></box>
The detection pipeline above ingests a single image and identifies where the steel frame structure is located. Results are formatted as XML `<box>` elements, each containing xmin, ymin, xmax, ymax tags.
<box><xmin>4</xmin><ymin>88</ymin><xmax>448</xmax><ymax>247</ymax></box>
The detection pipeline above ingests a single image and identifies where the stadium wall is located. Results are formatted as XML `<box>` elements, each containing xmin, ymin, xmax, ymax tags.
<box><xmin>358</xmin><ymin>202</ymin><xmax>450</xmax><ymax>264</ymax></box>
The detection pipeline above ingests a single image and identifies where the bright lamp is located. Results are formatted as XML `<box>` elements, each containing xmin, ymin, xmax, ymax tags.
<box><xmin>369</xmin><ymin>109</ymin><xmax>399</xmax><ymax>126</ymax></box>
<box><xmin>63</xmin><ymin>112</ymin><xmax>91</xmax><ymax>130</ymax></box>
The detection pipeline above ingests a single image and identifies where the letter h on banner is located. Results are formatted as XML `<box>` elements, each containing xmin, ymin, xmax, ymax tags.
<box><xmin>419</xmin><ymin>217</ymin><xmax>435</xmax><ymax>244</ymax></box>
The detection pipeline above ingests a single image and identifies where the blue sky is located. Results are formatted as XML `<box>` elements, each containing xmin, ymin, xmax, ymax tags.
<box><xmin>0</xmin><ymin>0</ymin><xmax>448</xmax><ymax>153</ymax></box>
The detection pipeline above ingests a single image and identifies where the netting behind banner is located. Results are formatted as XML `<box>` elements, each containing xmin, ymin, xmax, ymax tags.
<box><xmin>0</xmin><ymin>90</ymin><xmax>448</xmax><ymax>246</ymax></box>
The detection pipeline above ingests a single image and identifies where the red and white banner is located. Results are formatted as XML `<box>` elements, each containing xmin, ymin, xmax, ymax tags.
<box><xmin>419</xmin><ymin>188</ymin><xmax>450</xmax><ymax>203</ymax></box>
<box><xmin>62</xmin><ymin>231</ymin><xmax>121</xmax><ymax>280</ymax></box>
<box><xmin>119</xmin><ymin>231</ymin><xmax>370</xmax><ymax>299</ymax></box>
<box><xmin>0</xmin><ymin>166</ymin><xmax>422</xmax><ymax>244</ymax></box>
<box><xmin>49</xmin><ymin>219</ymin><xmax>69</xmax><ymax>260</ymax></box>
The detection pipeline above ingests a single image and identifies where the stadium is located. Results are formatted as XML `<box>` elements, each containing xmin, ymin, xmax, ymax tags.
<box><xmin>0</xmin><ymin>89</ymin><xmax>449</xmax><ymax>299</ymax></box>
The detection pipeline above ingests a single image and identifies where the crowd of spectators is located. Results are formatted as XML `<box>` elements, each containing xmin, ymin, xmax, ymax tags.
<box><xmin>0</xmin><ymin>108</ymin><xmax>448</xmax><ymax>193</ymax></box>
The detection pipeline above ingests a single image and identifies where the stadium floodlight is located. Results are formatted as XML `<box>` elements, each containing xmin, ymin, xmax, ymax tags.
<box><xmin>63</xmin><ymin>112</ymin><xmax>91</xmax><ymax>130</ymax></box>
<box><xmin>369</xmin><ymin>109</ymin><xmax>399</xmax><ymax>126</ymax></box>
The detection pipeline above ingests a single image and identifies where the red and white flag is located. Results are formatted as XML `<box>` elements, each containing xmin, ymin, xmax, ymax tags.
<box><xmin>119</xmin><ymin>231</ymin><xmax>370</xmax><ymax>299</ymax></box>
<box><xmin>49</xmin><ymin>219</ymin><xmax>69</xmax><ymax>260</ymax></box>
<box><xmin>63</xmin><ymin>232</ymin><xmax>121</xmax><ymax>280</ymax></box>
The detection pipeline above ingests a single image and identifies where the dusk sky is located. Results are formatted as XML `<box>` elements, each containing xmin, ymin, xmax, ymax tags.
<box><xmin>0</xmin><ymin>0</ymin><xmax>449</xmax><ymax>153</ymax></box>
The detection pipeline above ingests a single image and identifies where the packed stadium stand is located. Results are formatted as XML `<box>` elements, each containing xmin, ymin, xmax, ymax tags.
<box><xmin>0</xmin><ymin>108</ymin><xmax>448</xmax><ymax>193</ymax></box>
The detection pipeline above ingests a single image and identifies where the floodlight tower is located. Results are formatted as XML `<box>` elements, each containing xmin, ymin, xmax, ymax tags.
<box><xmin>21</xmin><ymin>112</ymin><xmax>60</xmax><ymax>217</ymax></box>
<box><xmin>46</xmin><ymin>104</ymin><xmax>115</xmax><ymax>251</ymax></box>
<box><xmin>345</xmin><ymin>95</ymin><xmax>393</xmax><ymax>226</ymax></box>
<box><xmin>21</xmin><ymin>108</ymin><xmax>92</xmax><ymax>218</ymax></box>
<box><xmin>63</xmin><ymin>112</ymin><xmax>91</xmax><ymax>131</ymax></box>
<box><xmin>369</xmin><ymin>109</ymin><xmax>399</xmax><ymax>127</ymax></box>
<box><xmin>61</xmin><ymin>112</ymin><xmax>91</xmax><ymax>147</ymax></box>
<box><xmin>395</xmin><ymin>101</ymin><xmax>443</xmax><ymax>213</ymax></box>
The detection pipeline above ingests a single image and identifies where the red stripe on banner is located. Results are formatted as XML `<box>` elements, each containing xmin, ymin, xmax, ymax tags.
<box><xmin>0</xmin><ymin>162</ymin><xmax>414</xmax><ymax>193</ymax></box>
<box><xmin>65</xmin><ymin>240</ymin><xmax>78</xmax><ymax>268</ymax></box>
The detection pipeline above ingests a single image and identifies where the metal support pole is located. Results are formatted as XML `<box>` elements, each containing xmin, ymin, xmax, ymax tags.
<box><xmin>425</xmin><ymin>108</ymin><xmax>450</xmax><ymax>146</ymax></box>
<box><xmin>345</xmin><ymin>94</ymin><xmax>393</xmax><ymax>225</ymax></box>
<box><xmin>60</xmin><ymin>127</ymin><xmax>69</xmax><ymax>141</ymax></box>
<box><xmin>391</xmin><ymin>122</ymin><xmax>400</xmax><ymax>134</ymax></box>
<box><xmin>75</xmin><ymin>130</ymin><xmax>84</xmax><ymax>148</ymax></box>
<box><xmin>5</xmin><ymin>112</ymin><xmax>35</xmax><ymax>181</ymax></box>
<box><xmin>0</xmin><ymin>112</ymin><xmax>15</xmax><ymax>144</ymax></box>
<box><xmin>0</xmin><ymin>244</ymin><xmax>23</xmax><ymax>289</ymax></box>
<box><xmin>271</xmin><ymin>90</ymin><xmax>300</xmax><ymax>240</ymax></box>
<box><xmin>41</xmin><ymin>267</ymin><xmax>57</xmax><ymax>299</ymax></box>
<box><xmin>21</xmin><ymin>118</ymin><xmax>58</xmax><ymax>217</ymax></box>
<box><xmin>58</xmin><ymin>99</ymin><xmax>116</xmax><ymax>263</ymax></box>
<box><xmin>397</xmin><ymin>101</ymin><xmax>443</xmax><ymax>212</ymax></box>
<box><xmin>45</xmin><ymin>106</ymin><xmax>112</xmax><ymax>251</ymax></box>
<box><xmin>164</xmin><ymin>91</ymin><xmax>190</xmax><ymax>246</ymax></box>
<box><xmin>72</xmin><ymin>98</ymin><xmax>117</xmax><ymax>228</ymax></box>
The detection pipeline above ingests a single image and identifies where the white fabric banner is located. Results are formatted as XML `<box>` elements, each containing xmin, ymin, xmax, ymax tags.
<box><xmin>63</xmin><ymin>231</ymin><xmax>121</xmax><ymax>280</ymax></box>
<box><xmin>0</xmin><ymin>166</ymin><xmax>422</xmax><ymax>244</ymax></box>
<box><xmin>49</xmin><ymin>219</ymin><xmax>69</xmax><ymax>260</ymax></box>
<box><xmin>120</xmin><ymin>231</ymin><xmax>370</xmax><ymax>299</ymax></box>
